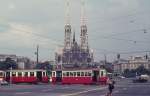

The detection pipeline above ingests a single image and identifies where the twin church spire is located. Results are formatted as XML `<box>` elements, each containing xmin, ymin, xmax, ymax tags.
<box><xmin>64</xmin><ymin>0</ymin><xmax>88</xmax><ymax>50</ymax></box>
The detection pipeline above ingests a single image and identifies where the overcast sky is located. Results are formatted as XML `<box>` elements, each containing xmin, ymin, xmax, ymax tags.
<box><xmin>0</xmin><ymin>0</ymin><xmax>150</xmax><ymax>62</ymax></box>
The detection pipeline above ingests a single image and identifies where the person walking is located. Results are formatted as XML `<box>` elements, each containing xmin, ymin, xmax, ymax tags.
<box><xmin>106</xmin><ymin>79</ymin><xmax>115</xmax><ymax>96</ymax></box>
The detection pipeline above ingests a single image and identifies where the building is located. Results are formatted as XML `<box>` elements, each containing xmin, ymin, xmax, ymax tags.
<box><xmin>113</xmin><ymin>56</ymin><xmax>150</xmax><ymax>74</ymax></box>
<box><xmin>55</xmin><ymin>1</ymin><xmax>94</xmax><ymax>68</ymax></box>
<box><xmin>0</xmin><ymin>54</ymin><xmax>32</xmax><ymax>69</ymax></box>
<box><xmin>0</xmin><ymin>54</ymin><xmax>17</xmax><ymax>62</ymax></box>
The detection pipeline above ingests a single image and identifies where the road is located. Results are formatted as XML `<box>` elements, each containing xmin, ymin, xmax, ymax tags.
<box><xmin>0</xmin><ymin>78</ymin><xmax>150</xmax><ymax>96</ymax></box>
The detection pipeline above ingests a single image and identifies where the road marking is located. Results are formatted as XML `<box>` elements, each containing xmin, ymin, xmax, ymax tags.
<box><xmin>61</xmin><ymin>87</ymin><xmax>107</xmax><ymax>96</ymax></box>
<box><xmin>42</xmin><ymin>89</ymin><xmax>52</xmax><ymax>92</ymax></box>
<box><xmin>15</xmin><ymin>92</ymin><xmax>31</xmax><ymax>94</ymax></box>
<box><xmin>114</xmin><ymin>90</ymin><xmax>119</xmax><ymax>93</ymax></box>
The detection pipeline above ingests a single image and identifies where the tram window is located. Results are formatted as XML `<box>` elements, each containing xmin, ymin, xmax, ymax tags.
<box><xmin>53</xmin><ymin>72</ymin><xmax>55</xmax><ymax>77</ymax></box>
<box><xmin>6</xmin><ymin>72</ymin><xmax>10</xmax><ymax>77</ymax></box>
<box><xmin>12</xmin><ymin>72</ymin><xmax>16</xmax><ymax>76</ymax></box>
<box><xmin>43</xmin><ymin>72</ymin><xmax>45</xmax><ymax>76</ymax></box>
<box><xmin>101</xmin><ymin>71</ymin><xmax>104</xmax><ymax>76</ymax></box>
<box><xmin>0</xmin><ymin>72</ymin><xmax>3</xmax><ymax>76</ymax></box>
<box><xmin>85</xmin><ymin>72</ymin><xmax>88</xmax><ymax>76</ymax></box>
<box><xmin>70</xmin><ymin>72</ymin><xmax>73</xmax><ymax>77</ymax></box>
<box><xmin>30</xmin><ymin>72</ymin><xmax>34</xmax><ymax>76</ymax></box>
<box><xmin>81</xmin><ymin>72</ymin><xmax>84</xmax><ymax>76</ymax></box>
<box><xmin>88</xmin><ymin>72</ymin><xmax>91</xmax><ymax>76</ymax></box>
<box><xmin>24</xmin><ymin>72</ymin><xmax>28</xmax><ymax>77</ymax></box>
<box><xmin>18</xmin><ymin>72</ymin><xmax>22</xmax><ymax>76</ymax></box>
<box><xmin>63</xmin><ymin>72</ymin><xmax>66</xmax><ymax>77</ymax></box>
<box><xmin>66</xmin><ymin>72</ymin><xmax>69</xmax><ymax>77</ymax></box>
<box><xmin>77</xmin><ymin>72</ymin><xmax>80</xmax><ymax>76</ymax></box>
<box><xmin>73</xmin><ymin>72</ymin><xmax>76</xmax><ymax>77</ymax></box>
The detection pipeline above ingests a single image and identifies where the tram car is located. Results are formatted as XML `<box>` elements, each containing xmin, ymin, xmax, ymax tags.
<box><xmin>51</xmin><ymin>68</ymin><xmax>108</xmax><ymax>85</ymax></box>
<box><xmin>0</xmin><ymin>70</ymin><xmax>5</xmax><ymax>81</ymax></box>
<box><xmin>5</xmin><ymin>69</ymin><xmax>49</xmax><ymax>84</ymax></box>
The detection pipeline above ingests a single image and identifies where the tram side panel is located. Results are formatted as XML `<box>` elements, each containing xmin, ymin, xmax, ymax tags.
<box><xmin>62</xmin><ymin>70</ymin><xmax>93</xmax><ymax>84</ymax></box>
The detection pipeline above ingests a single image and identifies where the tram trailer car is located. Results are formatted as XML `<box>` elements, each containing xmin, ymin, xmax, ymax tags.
<box><xmin>5</xmin><ymin>69</ymin><xmax>49</xmax><ymax>84</ymax></box>
<box><xmin>51</xmin><ymin>68</ymin><xmax>108</xmax><ymax>85</ymax></box>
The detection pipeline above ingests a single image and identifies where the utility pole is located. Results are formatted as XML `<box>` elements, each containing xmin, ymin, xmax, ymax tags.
<box><xmin>35</xmin><ymin>45</ymin><xmax>39</xmax><ymax>64</ymax></box>
<box><xmin>104</xmin><ymin>54</ymin><xmax>107</xmax><ymax>65</ymax></box>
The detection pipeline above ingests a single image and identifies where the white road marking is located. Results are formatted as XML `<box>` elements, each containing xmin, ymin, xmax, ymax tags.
<box><xmin>42</xmin><ymin>89</ymin><xmax>53</xmax><ymax>92</ymax></box>
<box><xmin>114</xmin><ymin>90</ymin><xmax>119</xmax><ymax>93</ymax></box>
<box><xmin>15</xmin><ymin>92</ymin><xmax>31</xmax><ymax>94</ymax></box>
<box><xmin>61</xmin><ymin>87</ymin><xmax>107</xmax><ymax>96</ymax></box>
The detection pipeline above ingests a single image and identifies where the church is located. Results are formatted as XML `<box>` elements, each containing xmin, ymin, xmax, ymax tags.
<box><xmin>55</xmin><ymin>0</ymin><xmax>94</xmax><ymax>68</ymax></box>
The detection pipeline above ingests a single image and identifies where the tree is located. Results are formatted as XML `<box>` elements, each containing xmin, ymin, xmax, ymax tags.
<box><xmin>3</xmin><ymin>57</ymin><xmax>18</xmax><ymax>70</ymax></box>
<box><xmin>136</xmin><ymin>65</ymin><xmax>148</xmax><ymax>75</ymax></box>
<box><xmin>0</xmin><ymin>57</ymin><xmax>18</xmax><ymax>70</ymax></box>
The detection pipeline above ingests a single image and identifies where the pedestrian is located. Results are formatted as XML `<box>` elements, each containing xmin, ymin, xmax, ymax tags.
<box><xmin>106</xmin><ymin>79</ymin><xmax>115</xmax><ymax>96</ymax></box>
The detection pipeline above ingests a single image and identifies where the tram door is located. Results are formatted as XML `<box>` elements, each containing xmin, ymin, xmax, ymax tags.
<box><xmin>92</xmin><ymin>70</ymin><xmax>99</xmax><ymax>82</ymax></box>
<box><xmin>56</xmin><ymin>71</ymin><xmax>62</xmax><ymax>82</ymax></box>
<box><xmin>6</xmin><ymin>72</ymin><xmax>10</xmax><ymax>81</ymax></box>
<box><xmin>37</xmin><ymin>71</ymin><xmax>42</xmax><ymax>81</ymax></box>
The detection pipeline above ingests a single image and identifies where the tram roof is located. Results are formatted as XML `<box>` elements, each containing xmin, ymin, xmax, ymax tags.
<box><xmin>53</xmin><ymin>68</ymin><xmax>106</xmax><ymax>71</ymax></box>
<box><xmin>6</xmin><ymin>69</ymin><xmax>47</xmax><ymax>72</ymax></box>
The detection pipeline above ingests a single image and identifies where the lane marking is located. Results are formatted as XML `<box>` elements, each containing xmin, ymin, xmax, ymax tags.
<box><xmin>61</xmin><ymin>87</ymin><xmax>107</xmax><ymax>96</ymax></box>
<box><xmin>15</xmin><ymin>92</ymin><xmax>31</xmax><ymax>94</ymax></box>
<box><xmin>42</xmin><ymin>89</ymin><xmax>53</xmax><ymax>92</ymax></box>
<box><xmin>114</xmin><ymin>90</ymin><xmax>119</xmax><ymax>93</ymax></box>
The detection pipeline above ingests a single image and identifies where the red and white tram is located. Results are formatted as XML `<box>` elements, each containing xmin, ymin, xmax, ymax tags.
<box><xmin>5</xmin><ymin>69</ymin><xmax>49</xmax><ymax>84</ymax></box>
<box><xmin>51</xmin><ymin>68</ymin><xmax>108</xmax><ymax>85</ymax></box>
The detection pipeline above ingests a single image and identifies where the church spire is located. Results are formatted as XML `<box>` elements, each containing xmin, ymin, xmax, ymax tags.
<box><xmin>80</xmin><ymin>0</ymin><xmax>88</xmax><ymax>50</ymax></box>
<box><xmin>64</xmin><ymin>0</ymin><xmax>72</xmax><ymax>50</ymax></box>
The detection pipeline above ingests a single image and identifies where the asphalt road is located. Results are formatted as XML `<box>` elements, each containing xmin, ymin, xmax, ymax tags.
<box><xmin>0</xmin><ymin>78</ymin><xmax>150</xmax><ymax>96</ymax></box>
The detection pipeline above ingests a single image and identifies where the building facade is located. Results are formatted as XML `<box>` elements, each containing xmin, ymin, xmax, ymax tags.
<box><xmin>113</xmin><ymin>56</ymin><xmax>150</xmax><ymax>74</ymax></box>
<box><xmin>0</xmin><ymin>54</ymin><xmax>32</xmax><ymax>69</ymax></box>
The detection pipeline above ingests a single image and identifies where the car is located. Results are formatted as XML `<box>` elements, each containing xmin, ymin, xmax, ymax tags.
<box><xmin>133</xmin><ymin>75</ymin><xmax>149</xmax><ymax>83</ymax></box>
<box><xmin>0</xmin><ymin>80</ymin><xmax>9</xmax><ymax>85</ymax></box>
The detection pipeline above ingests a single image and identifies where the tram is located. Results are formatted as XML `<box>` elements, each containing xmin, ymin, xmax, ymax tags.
<box><xmin>5</xmin><ymin>69</ymin><xmax>49</xmax><ymax>84</ymax></box>
<box><xmin>51</xmin><ymin>68</ymin><xmax>108</xmax><ymax>85</ymax></box>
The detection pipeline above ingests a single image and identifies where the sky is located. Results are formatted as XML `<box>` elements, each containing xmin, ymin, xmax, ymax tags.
<box><xmin>0</xmin><ymin>0</ymin><xmax>150</xmax><ymax>62</ymax></box>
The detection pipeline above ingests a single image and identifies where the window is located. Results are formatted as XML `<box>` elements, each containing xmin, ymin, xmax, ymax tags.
<box><xmin>63</xmin><ymin>72</ymin><xmax>66</xmax><ymax>77</ymax></box>
<box><xmin>101</xmin><ymin>71</ymin><xmax>104</xmax><ymax>77</ymax></box>
<box><xmin>53</xmin><ymin>72</ymin><xmax>55</xmax><ymax>77</ymax></box>
<box><xmin>73</xmin><ymin>72</ymin><xmax>76</xmax><ymax>77</ymax></box>
<box><xmin>66</xmin><ymin>72</ymin><xmax>69</xmax><ymax>76</ymax></box>
<box><xmin>18</xmin><ymin>72</ymin><xmax>22</xmax><ymax>77</ymax></box>
<box><xmin>85</xmin><ymin>72</ymin><xmax>88</xmax><ymax>76</ymax></box>
<box><xmin>77</xmin><ymin>72</ymin><xmax>80</xmax><ymax>76</ymax></box>
<box><xmin>70</xmin><ymin>72</ymin><xmax>73</xmax><ymax>77</ymax></box>
<box><xmin>30</xmin><ymin>72</ymin><xmax>34</xmax><ymax>76</ymax></box>
<box><xmin>43</xmin><ymin>72</ymin><xmax>45</xmax><ymax>76</ymax></box>
<box><xmin>81</xmin><ymin>72</ymin><xmax>84</xmax><ymax>76</ymax></box>
<box><xmin>0</xmin><ymin>72</ymin><xmax>3</xmax><ymax>77</ymax></box>
<box><xmin>88</xmin><ymin>72</ymin><xmax>91</xmax><ymax>76</ymax></box>
<box><xmin>12</xmin><ymin>72</ymin><xmax>16</xmax><ymax>76</ymax></box>
<box><xmin>24</xmin><ymin>72</ymin><xmax>28</xmax><ymax>77</ymax></box>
